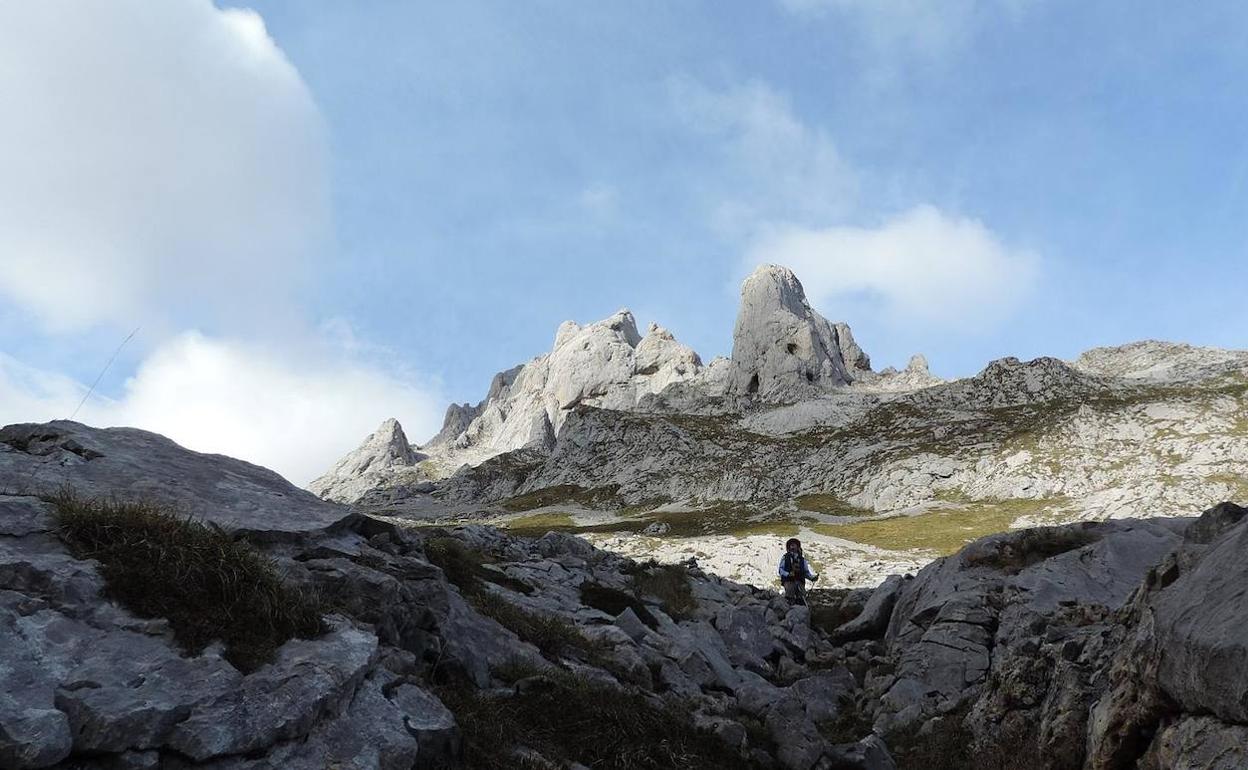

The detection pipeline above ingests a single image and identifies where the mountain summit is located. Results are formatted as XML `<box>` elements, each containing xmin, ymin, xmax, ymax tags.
<box><xmin>728</xmin><ymin>264</ymin><xmax>869</xmax><ymax>399</ymax></box>
<box><xmin>311</xmin><ymin>265</ymin><xmax>1248</xmax><ymax>554</ymax></box>
<box><xmin>310</xmin><ymin>264</ymin><xmax>899</xmax><ymax>502</ymax></box>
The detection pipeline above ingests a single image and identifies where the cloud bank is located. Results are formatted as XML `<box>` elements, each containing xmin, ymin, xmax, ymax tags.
<box><xmin>0</xmin><ymin>0</ymin><xmax>329</xmax><ymax>334</ymax></box>
<box><xmin>747</xmin><ymin>206</ymin><xmax>1039</xmax><ymax>329</ymax></box>
<box><xmin>674</xmin><ymin>78</ymin><xmax>1039</xmax><ymax>332</ymax></box>
<box><xmin>0</xmin><ymin>332</ymin><xmax>443</xmax><ymax>485</ymax></box>
<box><xmin>0</xmin><ymin>1</ymin><xmax>442</xmax><ymax>484</ymax></box>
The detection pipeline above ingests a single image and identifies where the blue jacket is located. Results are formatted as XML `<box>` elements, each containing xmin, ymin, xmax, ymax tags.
<box><xmin>778</xmin><ymin>552</ymin><xmax>817</xmax><ymax>582</ymax></box>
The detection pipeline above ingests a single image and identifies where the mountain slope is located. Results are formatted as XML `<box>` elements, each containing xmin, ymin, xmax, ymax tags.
<box><xmin>311</xmin><ymin>265</ymin><xmax>1248</xmax><ymax>579</ymax></box>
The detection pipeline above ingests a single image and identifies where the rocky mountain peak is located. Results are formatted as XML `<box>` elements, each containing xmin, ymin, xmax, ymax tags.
<box><xmin>308</xmin><ymin>418</ymin><xmax>421</xmax><ymax>501</ymax></box>
<box><xmin>1073</xmin><ymin>340</ymin><xmax>1248</xmax><ymax>382</ymax></box>
<box><xmin>728</xmin><ymin>263</ymin><xmax>865</xmax><ymax>400</ymax></box>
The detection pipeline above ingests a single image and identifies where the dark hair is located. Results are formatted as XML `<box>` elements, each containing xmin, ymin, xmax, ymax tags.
<box><xmin>785</xmin><ymin>538</ymin><xmax>802</xmax><ymax>550</ymax></box>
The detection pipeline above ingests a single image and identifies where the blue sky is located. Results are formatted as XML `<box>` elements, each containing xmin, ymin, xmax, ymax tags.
<box><xmin>261</xmin><ymin>0</ymin><xmax>1248</xmax><ymax>381</ymax></box>
<box><xmin>2</xmin><ymin>0</ymin><xmax>1247</xmax><ymax>482</ymax></box>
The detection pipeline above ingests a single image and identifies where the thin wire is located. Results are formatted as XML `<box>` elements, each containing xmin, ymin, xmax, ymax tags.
<box><xmin>68</xmin><ymin>327</ymin><xmax>139</xmax><ymax>422</ymax></box>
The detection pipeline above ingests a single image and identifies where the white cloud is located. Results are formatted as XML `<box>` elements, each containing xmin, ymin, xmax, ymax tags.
<box><xmin>745</xmin><ymin>205</ymin><xmax>1038</xmax><ymax>328</ymax></box>
<box><xmin>777</xmin><ymin>0</ymin><xmax>1034</xmax><ymax>61</ymax></box>
<box><xmin>0</xmin><ymin>2</ymin><xmax>436</xmax><ymax>486</ymax></box>
<box><xmin>670</xmin><ymin>77</ymin><xmax>857</xmax><ymax>230</ymax></box>
<box><xmin>578</xmin><ymin>183</ymin><xmax>620</xmax><ymax>218</ymax></box>
<box><xmin>0</xmin><ymin>332</ymin><xmax>444</xmax><ymax>486</ymax></box>
<box><xmin>0</xmin><ymin>354</ymin><xmax>93</xmax><ymax>425</ymax></box>
<box><xmin>0</xmin><ymin>0</ymin><xmax>329</xmax><ymax>333</ymax></box>
<box><xmin>674</xmin><ymin>76</ymin><xmax>1041</xmax><ymax>330</ymax></box>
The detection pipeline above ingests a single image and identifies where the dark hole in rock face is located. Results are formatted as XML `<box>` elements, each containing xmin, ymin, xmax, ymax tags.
<box><xmin>786</xmin><ymin>343</ymin><xmax>797</xmax><ymax>354</ymax></box>
<box><xmin>805</xmin><ymin>371</ymin><xmax>814</xmax><ymax>382</ymax></box>
<box><xmin>747</xmin><ymin>374</ymin><xmax>760</xmax><ymax>394</ymax></box>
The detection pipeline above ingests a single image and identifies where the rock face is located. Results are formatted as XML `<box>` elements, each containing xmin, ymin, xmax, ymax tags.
<box><xmin>0</xmin><ymin>429</ymin><xmax>464</xmax><ymax>769</ymax></box>
<box><xmin>434</xmin><ymin>305</ymin><xmax>703</xmax><ymax>461</ymax></box>
<box><xmin>727</xmin><ymin>264</ymin><xmax>859</xmax><ymax>399</ymax></box>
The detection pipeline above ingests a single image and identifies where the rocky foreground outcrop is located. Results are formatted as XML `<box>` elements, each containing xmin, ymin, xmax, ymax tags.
<box><xmin>4</xmin><ymin>420</ymin><xmax>1248</xmax><ymax>768</ymax></box>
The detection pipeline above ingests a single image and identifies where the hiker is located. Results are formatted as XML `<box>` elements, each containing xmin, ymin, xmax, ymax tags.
<box><xmin>778</xmin><ymin>537</ymin><xmax>818</xmax><ymax>606</ymax></box>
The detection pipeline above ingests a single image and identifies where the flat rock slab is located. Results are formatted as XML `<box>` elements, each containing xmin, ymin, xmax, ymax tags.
<box><xmin>0</xmin><ymin>422</ymin><xmax>351</xmax><ymax>539</ymax></box>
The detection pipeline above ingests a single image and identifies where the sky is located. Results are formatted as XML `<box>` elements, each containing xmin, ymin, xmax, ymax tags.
<box><xmin>2</xmin><ymin>0</ymin><xmax>1247</xmax><ymax>484</ymax></box>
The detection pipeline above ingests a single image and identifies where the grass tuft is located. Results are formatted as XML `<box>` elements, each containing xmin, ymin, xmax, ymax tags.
<box><xmin>580</xmin><ymin>581</ymin><xmax>659</xmax><ymax>628</ymax></box>
<box><xmin>795</xmin><ymin>493</ymin><xmax>875</xmax><ymax>517</ymax></box>
<box><xmin>629</xmin><ymin>561</ymin><xmax>697</xmax><ymax>621</ymax></box>
<box><xmin>422</xmin><ymin>536</ymin><xmax>534</xmax><ymax>596</ymax></box>
<box><xmin>423</xmin><ymin>536</ymin><xmax>602</xmax><ymax>662</ymax></box>
<box><xmin>812</xmin><ymin>498</ymin><xmax>1063</xmax><ymax>555</ymax></box>
<box><xmin>51</xmin><ymin>491</ymin><xmax>324</xmax><ymax>672</ymax></box>
<box><xmin>437</xmin><ymin>664</ymin><xmax>752</xmax><ymax>769</ymax></box>
<box><xmin>470</xmin><ymin>591</ymin><xmax>591</xmax><ymax>658</ymax></box>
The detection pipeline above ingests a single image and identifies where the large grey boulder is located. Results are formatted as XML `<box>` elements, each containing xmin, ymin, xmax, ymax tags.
<box><xmin>0</xmin><ymin>421</ymin><xmax>350</xmax><ymax>539</ymax></box>
<box><xmin>1139</xmin><ymin>715</ymin><xmax>1248</xmax><ymax>770</ymax></box>
<box><xmin>1086</xmin><ymin>502</ymin><xmax>1248</xmax><ymax>769</ymax></box>
<box><xmin>834</xmin><ymin>574</ymin><xmax>905</xmax><ymax>642</ymax></box>
<box><xmin>876</xmin><ymin>520</ymin><xmax>1185</xmax><ymax>733</ymax></box>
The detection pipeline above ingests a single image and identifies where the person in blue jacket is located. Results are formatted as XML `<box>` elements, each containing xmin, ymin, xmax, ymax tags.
<box><xmin>778</xmin><ymin>537</ymin><xmax>818</xmax><ymax>605</ymax></box>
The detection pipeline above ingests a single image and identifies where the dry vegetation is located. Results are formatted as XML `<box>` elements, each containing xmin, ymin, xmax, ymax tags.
<box><xmin>51</xmin><ymin>491</ymin><xmax>324</xmax><ymax>672</ymax></box>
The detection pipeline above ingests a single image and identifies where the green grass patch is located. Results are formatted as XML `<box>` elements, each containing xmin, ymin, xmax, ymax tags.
<box><xmin>436</xmin><ymin>664</ymin><xmax>752</xmax><ymax>769</ymax></box>
<box><xmin>812</xmin><ymin>499</ymin><xmax>1063</xmax><ymax>555</ymax></box>
<box><xmin>51</xmin><ymin>491</ymin><xmax>324</xmax><ymax>672</ymax></box>
<box><xmin>794</xmin><ymin>493</ymin><xmax>875</xmax><ymax>517</ymax></box>
<box><xmin>500</xmin><ymin>484</ymin><xmax>621</xmax><ymax>512</ymax></box>
<box><xmin>502</xmin><ymin>511</ymin><xmax>577</xmax><ymax>537</ymax></box>
<box><xmin>500</xmin><ymin>503</ymin><xmax>800</xmax><ymax>540</ymax></box>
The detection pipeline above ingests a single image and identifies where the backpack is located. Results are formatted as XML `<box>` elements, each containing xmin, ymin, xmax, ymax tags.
<box><xmin>782</xmin><ymin>552</ymin><xmax>806</xmax><ymax>580</ymax></box>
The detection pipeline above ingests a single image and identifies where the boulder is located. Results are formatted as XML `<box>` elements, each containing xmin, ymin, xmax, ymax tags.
<box><xmin>834</xmin><ymin>575</ymin><xmax>905</xmax><ymax>642</ymax></box>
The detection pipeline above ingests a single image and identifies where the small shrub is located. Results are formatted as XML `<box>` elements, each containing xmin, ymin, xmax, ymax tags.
<box><xmin>580</xmin><ymin>581</ymin><xmax>658</xmax><ymax>628</ymax></box>
<box><xmin>471</xmin><ymin>591</ymin><xmax>590</xmax><ymax>659</ymax></box>
<box><xmin>436</xmin><ymin>665</ymin><xmax>752</xmax><ymax>769</ymax></box>
<box><xmin>51</xmin><ymin>491</ymin><xmax>324</xmax><ymax>672</ymax></box>
<box><xmin>423</xmin><ymin>536</ymin><xmax>533</xmax><ymax>596</ymax></box>
<box><xmin>630</xmin><ymin>562</ymin><xmax>697</xmax><ymax>620</ymax></box>
<box><xmin>888</xmin><ymin>712</ymin><xmax>972</xmax><ymax>770</ymax></box>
